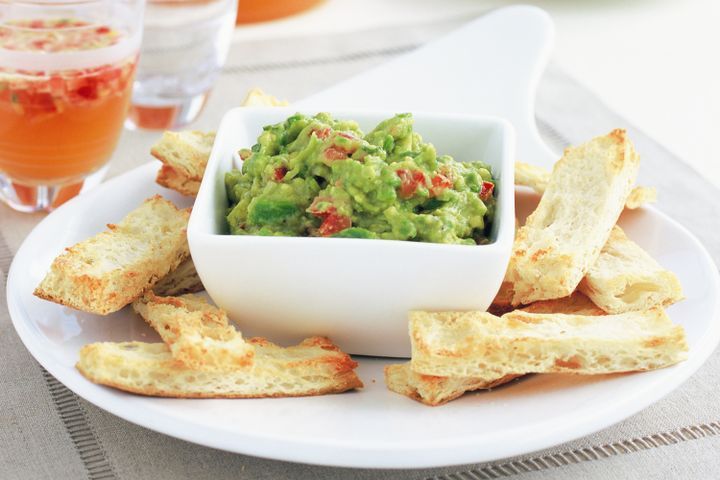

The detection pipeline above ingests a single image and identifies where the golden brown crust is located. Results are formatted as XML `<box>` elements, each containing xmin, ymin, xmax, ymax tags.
<box><xmin>625</xmin><ymin>186</ymin><xmax>657</xmax><ymax>209</ymax></box>
<box><xmin>608</xmin><ymin>128</ymin><xmax>627</xmax><ymax>143</ymax></box>
<box><xmin>132</xmin><ymin>292</ymin><xmax>254</xmax><ymax>370</ymax></box>
<box><xmin>152</xmin><ymin>89</ymin><xmax>287</xmax><ymax>197</ymax></box>
<box><xmin>384</xmin><ymin>363</ymin><xmax>518</xmax><ymax>406</ymax></box>
<box><xmin>76</xmin><ymin>339</ymin><xmax>363</xmax><ymax>398</ymax></box>
<box><xmin>578</xmin><ymin>226</ymin><xmax>683</xmax><ymax>313</ymax></box>
<box><xmin>515</xmin><ymin>162</ymin><xmax>655</xmax><ymax>210</ymax></box>
<box><xmin>150</xmin><ymin>131</ymin><xmax>215</xmax><ymax>179</ymax></box>
<box><xmin>156</xmin><ymin>165</ymin><xmax>201</xmax><ymax>197</ymax></box>
<box><xmin>409</xmin><ymin>308</ymin><xmax>688</xmax><ymax>378</ymax></box>
<box><xmin>507</xmin><ymin>130</ymin><xmax>641</xmax><ymax>305</ymax></box>
<box><xmin>151</xmin><ymin>130</ymin><xmax>215</xmax><ymax>197</ymax></box>
<box><xmin>240</xmin><ymin>88</ymin><xmax>289</xmax><ymax>107</ymax></box>
<box><xmin>34</xmin><ymin>196</ymin><xmax>190</xmax><ymax>315</ymax></box>
<box><xmin>77</xmin><ymin>362</ymin><xmax>362</xmax><ymax>398</ymax></box>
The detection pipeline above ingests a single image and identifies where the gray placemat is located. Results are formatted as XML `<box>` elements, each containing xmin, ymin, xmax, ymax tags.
<box><xmin>2</xmin><ymin>13</ymin><xmax>719</xmax><ymax>480</ymax></box>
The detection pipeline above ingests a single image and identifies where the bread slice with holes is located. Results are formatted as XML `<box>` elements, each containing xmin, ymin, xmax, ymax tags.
<box><xmin>152</xmin><ymin>130</ymin><xmax>215</xmax><ymax>182</ymax></box>
<box><xmin>409</xmin><ymin>309</ymin><xmax>687</xmax><ymax>378</ymax></box>
<box><xmin>153</xmin><ymin>257</ymin><xmax>204</xmax><ymax>296</ymax></box>
<box><xmin>132</xmin><ymin>292</ymin><xmax>253</xmax><ymax>370</ymax></box>
<box><xmin>578</xmin><ymin>226</ymin><xmax>683</xmax><ymax>313</ymax></box>
<box><xmin>34</xmin><ymin>196</ymin><xmax>190</xmax><ymax>315</ymax></box>
<box><xmin>76</xmin><ymin>336</ymin><xmax>363</xmax><ymax>398</ymax></box>
<box><xmin>508</xmin><ymin>130</ymin><xmax>641</xmax><ymax>305</ymax></box>
<box><xmin>515</xmin><ymin>162</ymin><xmax>655</xmax><ymax>210</ymax></box>
<box><xmin>384</xmin><ymin>363</ymin><xmax>518</xmax><ymax>406</ymax></box>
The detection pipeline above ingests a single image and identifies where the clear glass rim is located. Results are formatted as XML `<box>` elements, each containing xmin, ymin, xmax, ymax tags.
<box><xmin>0</xmin><ymin>0</ymin><xmax>144</xmax><ymax>34</ymax></box>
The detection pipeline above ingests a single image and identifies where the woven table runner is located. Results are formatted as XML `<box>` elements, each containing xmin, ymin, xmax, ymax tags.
<box><xmin>1</xmin><ymin>13</ymin><xmax>719</xmax><ymax>480</ymax></box>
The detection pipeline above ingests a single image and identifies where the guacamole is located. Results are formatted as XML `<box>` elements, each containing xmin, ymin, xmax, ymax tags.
<box><xmin>225</xmin><ymin>113</ymin><xmax>496</xmax><ymax>245</ymax></box>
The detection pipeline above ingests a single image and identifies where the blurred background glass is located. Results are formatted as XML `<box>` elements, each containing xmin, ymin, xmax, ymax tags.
<box><xmin>0</xmin><ymin>0</ymin><xmax>144</xmax><ymax>212</ymax></box>
<box><xmin>126</xmin><ymin>0</ymin><xmax>236</xmax><ymax>130</ymax></box>
<box><xmin>235</xmin><ymin>0</ymin><xmax>324</xmax><ymax>24</ymax></box>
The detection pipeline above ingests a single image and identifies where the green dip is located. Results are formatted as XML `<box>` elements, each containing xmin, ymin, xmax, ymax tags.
<box><xmin>225</xmin><ymin>113</ymin><xmax>496</xmax><ymax>245</ymax></box>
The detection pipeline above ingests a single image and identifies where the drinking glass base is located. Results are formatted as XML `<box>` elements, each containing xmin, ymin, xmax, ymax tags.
<box><xmin>0</xmin><ymin>166</ymin><xmax>108</xmax><ymax>213</ymax></box>
<box><xmin>125</xmin><ymin>92</ymin><xmax>210</xmax><ymax>131</ymax></box>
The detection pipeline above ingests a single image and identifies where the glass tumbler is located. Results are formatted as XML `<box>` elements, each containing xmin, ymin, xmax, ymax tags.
<box><xmin>0</xmin><ymin>0</ymin><xmax>145</xmax><ymax>212</ymax></box>
<box><xmin>125</xmin><ymin>0</ymin><xmax>236</xmax><ymax>130</ymax></box>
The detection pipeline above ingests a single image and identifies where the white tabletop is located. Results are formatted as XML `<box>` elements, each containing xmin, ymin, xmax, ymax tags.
<box><xmin>234</xmin><ymin>0</ymin><xmax>720</xmax><ymax>189</ymax></box>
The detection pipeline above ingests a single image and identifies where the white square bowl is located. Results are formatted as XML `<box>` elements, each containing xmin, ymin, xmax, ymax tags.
<box><xmin>188</xmin><ymin>107</ymin><xmax>515</xmax><ymax>357</ymax></box>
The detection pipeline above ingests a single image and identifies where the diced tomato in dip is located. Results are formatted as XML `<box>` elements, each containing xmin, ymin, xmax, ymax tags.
<box><xmin>225</xmin><ymin>113</ymin><xmax>497</xmax><ymax>244</ymax></box>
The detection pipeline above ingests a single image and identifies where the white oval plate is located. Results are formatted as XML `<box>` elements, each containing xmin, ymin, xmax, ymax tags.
<box><xmin>7</xmin><ymin>165</ymin><xmax>720</xmax><ymax>468</ymax></box>
<box><xmin>7</xmin><ymin>5</ymin><xmax>720</xmax><ymax>469</ymax></box>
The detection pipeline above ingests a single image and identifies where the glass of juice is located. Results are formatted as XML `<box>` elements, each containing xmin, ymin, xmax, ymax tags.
<box><xmin>0</xmin><ymin>0</ymin><xmax>145</xmax><ymax>212</ymax></box>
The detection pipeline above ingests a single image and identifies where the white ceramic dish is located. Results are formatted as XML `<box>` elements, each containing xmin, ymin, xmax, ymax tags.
<box><xmin>7</xmin><ymin>173</ymin><xmax>720</xmax><ymax>468</ymax></box>
<box><xmin>7</xmin><ymin>5</ymin><xmax>720</xmax><ymax>469</ymax></box>
<box><xmin>188</xmin><ymin>108</ymin><xmax>515</xmax><ymax>357</ymax></box>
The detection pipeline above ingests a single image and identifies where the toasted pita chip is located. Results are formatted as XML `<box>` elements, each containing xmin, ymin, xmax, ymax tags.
<box><xmin>409</xmin><ymin>309</ymin><xmax>687</xmax><ymax>378</ymax></box>
<box><xmin>76</xmin><ymin>336</ymin><xmax>362</xmax><ymax>398</ymax></box>
<box><xmin>385</xmin><ymin>363</ymin><xmax>518</xmax><ymax>406</ymax></box>
<box><xmin>515</xmin><ymin>162</ymin><xmax>550</xmax><ymax>193</ymax></box>
<box><xmin>508</xmin><ymin>130</ymin><xmax>640</xmax><ymax>305</ymax></box>
<box><xmin>152</xmin><ymin>88</ymin><xmax>287</xmax><ymax>196</ymax></box>
<box><xmin>515</xmin><ymin>162</ymin><xmax>655</xmax><ymax>210</ymax></box>
<box><xmin>241</xmin><ymin>87</ymin><xmax>289</xmax><ymax>107</ymax></box>
<box><xmin>156</xmin><ymin>164</ymin><xmax>202</xmax><ymax>197</ymax></box>
<box><xmin>132</xmin><ymin>292</ymin><xmax>253</xmax><ymax>370</ymax></box>
<box><xmin>624</xmin><ymin>186</ymin><xmax>657</xmax><ymax>209</ymax></box>
<box><xmin>151</xmin><ymin>130</ymin><xmax>215</xmax><ymax>181</ymax></box>
<box><xmin>34</xmin><ymin>196</ymin><xmax>190</xmax><ymax>315</ymax></box>
<box><xmin>578</xmin><ymin>226</ymin><xmax>683</xmax><ymax>313</ymax></box>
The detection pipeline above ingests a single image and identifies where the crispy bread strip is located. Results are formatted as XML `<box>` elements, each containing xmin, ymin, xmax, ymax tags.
<box><xmin>409</xmin><ymin>309</ymin><xmax>687</xmax><ymax>378</ymax></box>
<box><xmin>508</xmin><ymin>130</ymin><xmax>640</xmax><ymax>305</ymax></box>
<box><xmin>625</xmin><ymin>186</ymin><xmax>657</xmax><ymax>209</ymax></box>
<box><xmin>152</xmin><ymin>130</ymin><xmax>215</xmax><ymax>182</ymax></box>
<box><xmin>514</xmin><ymin>161</ymin><xmax>550</xmax><ymax>193</ymax></box>
<box><xmin>76</xmin><ymin>336</ymin><xmax>363</xmax><ymax>398</ymax></box>
<box><xmin>156</xmin><ymin>164</ymin><xmax>202</xmax><ymax>197</ymax></box>
<box><xmin>153</xmin><ymin>257</ymin><xmax>204</xmax><ymax>296</ymax></box>
<box><xmin>515</xmin><ymin>162</ymin><xmax>655</xmax><ymax>210</ymax></box>
<box><xmin>152</xmin><ymin>89</ymin><xmax>286</xmax><ymax>196</ymax></box>
<box><xmin>241</xmin><ymin>87</ymin><xmax>289</xmax><ymax>107</ymax></box>
<box><xmin>578</xmin><ymin>226</ymin><xmax>683</xmax><ymax>313</ymax></box>
<box><xmin>132</xmin><ymin>292</ymin><xmax>253</xmax><ymax>370</ymax></box>
<box><xmin>385</xmin><ymin>363</ymin><xmax>518</xmax><ymax>406</ymax></box>
<box><xmin>520</xmin><ymin>291</ymin><xmax>605</xmax><ymax>316</ymax></box>
<box><xmin>34</xmin><ymin>196</ymin><xmax>190</xmax><ymax>315</ymax></box>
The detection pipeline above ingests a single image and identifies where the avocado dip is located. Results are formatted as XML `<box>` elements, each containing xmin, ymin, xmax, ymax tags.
<box><xmin>225</xmin><ymin>113</ymin><xmax>496</xmax><ymax>245</ymax></box>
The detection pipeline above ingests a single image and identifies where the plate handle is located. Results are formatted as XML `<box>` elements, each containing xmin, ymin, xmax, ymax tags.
<box><xmin>301</xmin><ymin>5</ymin><xmax>558</xmax><ymax>167</ymax></box>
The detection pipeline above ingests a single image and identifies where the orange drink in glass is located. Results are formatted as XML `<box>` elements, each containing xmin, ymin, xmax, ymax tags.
<box><xmin>0</xmin><ymin>1</ymin><xmax>145</xmax><ymax>212</ymax></box>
